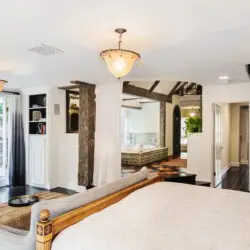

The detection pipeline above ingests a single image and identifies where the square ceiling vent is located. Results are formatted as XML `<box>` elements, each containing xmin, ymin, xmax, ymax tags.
<box><xmin>28</xmin><ymin>43</ymin><xmax>64</xmax><ymax>56</ymax></box>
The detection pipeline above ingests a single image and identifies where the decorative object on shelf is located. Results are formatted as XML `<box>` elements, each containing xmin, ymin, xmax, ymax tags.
<box><xmin>37</xmin><ymin>123</ymin><xmax>43</xmax><ymax>134</ymax></box>
<box><xmin>32</xmin><ymin>110</ymin><xmax>42</xmax><ymax>121</ymax></box>
<box><xmin>100</xmin><ymin>28</ymin><xmax>141</xmax><ymax>78</ymax></box>
<box><xmin>0</xmin><ymin>79</ymin><xmax>7</xmax><ymax>92</ymax></box>
<box><xmin>8</xmin><ymin>195</ymin><xmax>39</xmax><ymax>207</ymax></box>
<box><xmin>42</xmin><ymin>124</ymin><xmax>46</xmax><ymax>134</ymax></box>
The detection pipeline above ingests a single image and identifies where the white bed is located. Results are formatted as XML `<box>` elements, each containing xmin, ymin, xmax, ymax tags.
<box><xmin>52</xmin><ymin>182</ymin><xmax>250</xmax><ymax>250</ymax></box>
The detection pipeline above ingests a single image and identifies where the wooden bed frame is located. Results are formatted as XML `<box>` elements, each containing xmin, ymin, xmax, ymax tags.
<box><xmin>36</xmin><ymin>176</ymin><xmax>162</xmax><ymax>250</ymax></box>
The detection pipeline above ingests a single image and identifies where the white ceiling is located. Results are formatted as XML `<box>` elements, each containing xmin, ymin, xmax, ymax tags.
<box><xmin>1</xmin><ymin>0</ymin><xmax>250</xmax><ymax>89</ymax></box>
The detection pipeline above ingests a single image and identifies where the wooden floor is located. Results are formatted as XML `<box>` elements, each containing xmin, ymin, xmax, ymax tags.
<box><xmin>219</xmin><ymin>165</ymin><xmax>249</xmax><ymax>192</ymax></box>
<box><xmin>0</xmin><ymin>185</ymin><xmax>77</xmax><ymax>203</ymax></box>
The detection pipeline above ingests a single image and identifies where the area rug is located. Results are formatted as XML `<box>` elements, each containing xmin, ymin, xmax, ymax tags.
<box><xmin>0</xmin><ymin>203</ymin><xmax>7</xmax><ymax>208</ymax></box>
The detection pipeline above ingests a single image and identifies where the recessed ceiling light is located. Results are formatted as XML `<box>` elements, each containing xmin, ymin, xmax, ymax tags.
<box><xmin>218</xmin><ymin>76</ymin><xmax>229</xmax><ymax>80</ymax></box>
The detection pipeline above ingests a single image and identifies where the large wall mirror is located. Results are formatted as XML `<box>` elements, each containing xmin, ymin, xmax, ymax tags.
<box><xmin>66</xmin><ymin>90</ymin><xmax>79</xmax><ymax>133</ymax></box>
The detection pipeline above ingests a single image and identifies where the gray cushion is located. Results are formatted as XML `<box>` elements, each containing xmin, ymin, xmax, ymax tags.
<box><xmin>0</xmin><ymin>167</ymin><xmax>148</xmax><ymax>250</ymax></box>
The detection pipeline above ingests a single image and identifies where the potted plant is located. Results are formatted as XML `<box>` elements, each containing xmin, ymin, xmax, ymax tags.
<box><xmin>185</xmin><ymin>116</ymin><xmax>202</xmax><ymax>135</ymax></box>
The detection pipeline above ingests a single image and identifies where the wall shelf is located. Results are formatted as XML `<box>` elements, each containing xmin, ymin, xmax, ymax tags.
<box><xmin>29</xmin><ymin>107</ymin><xmax>46</xmax><ymax>110</ymax></box>
<box><xmin>29</xmin><ymin>94</ymin><xmax>47</xmax><ymax>134</ymax></box>
<box><xmin>29</xmin><ymin>121</ymin><xmax>47</xmax><ymax>123</ymax></box>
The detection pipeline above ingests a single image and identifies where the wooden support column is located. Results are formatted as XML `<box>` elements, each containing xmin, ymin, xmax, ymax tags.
<box><xmin>160</xmin><ymin>101</ymin><xmax>166</xmax><ymax>147</ymax></box>
<box><xmin>78</xmin><ymin>82</ymin><xmax>96</xmax><ymax>187</ymax></box>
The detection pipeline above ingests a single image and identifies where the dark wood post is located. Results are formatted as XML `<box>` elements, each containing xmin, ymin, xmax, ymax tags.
<box><xmin>160</xmin><ymin>101</ymin><xmax>166</xmax><ymax>147</ymax></box>
<box><xmin>78</xmin><ymin>83</ymin><xmax>96</xmax><ymax>187</ymax></box>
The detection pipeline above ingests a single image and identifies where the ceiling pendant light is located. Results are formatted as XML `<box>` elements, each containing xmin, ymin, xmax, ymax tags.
<box><xmin>189</xmin><ymin>111</ymin><xmax>196</xmax><ymax>117</ymax></box>
<box><xmin>0</xmin><ymin>80</ymin><xmax>7</xmax><ymax>92</ymax></box>
<box><xmin>100</xmin><ymin>28</ymin><xmax>141</xmax><ymax>78</ymax></box>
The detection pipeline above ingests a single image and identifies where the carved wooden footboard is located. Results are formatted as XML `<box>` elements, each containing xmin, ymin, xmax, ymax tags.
<box><xmin>36</xmin><ymin>176</ymin><xmax>162</xmax><ymax>250</ymax></box>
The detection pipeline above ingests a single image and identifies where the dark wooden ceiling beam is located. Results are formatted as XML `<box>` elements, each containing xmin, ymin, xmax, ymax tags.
<box><xmin>167</xmin><ymin>81</ymin><xmax>182</xmax><ymax>101</ymax></box>
<box><xmin>123</xmin><ymin>81</ymin><xmax>130</xmax><ymax>87</ymax></box>
<box><xmin>58</xmin><ymin>85</ymin><xmax>80</xmax><ymax>90</ymax></box>
<box><xmin>149</xmin><ymin>80</ymin><xmax>160</xmax><ymax>93</ymax></box>
<box><xmin>122</xmin><ymin>105</ymin><xmax>142</xmax><ymax>110</ymax></box>
<box><xmin>122</xmin><ymin>97</ymin><xmax>142</xmax><ymax>101</ymax></box>
<box><xmin>123</xmin><ymin>83</ymin><xmax>170</xmax><ymax>103</ymax></box>
<box><xmin>185</xmin><ymin>82</ymin><xmax>196</xmax><ymax>93</ymax></box>
<box><xmin>175</xmin><ymin>81</ymin><xmax>188</xmax><ymax>95</ymax></box>
<box><xmin>70</xmin><ymin>80</ymin><xmax>95</xmax><ymax>86</ymax></box>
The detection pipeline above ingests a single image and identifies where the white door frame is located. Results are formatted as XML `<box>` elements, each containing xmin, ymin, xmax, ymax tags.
<box><xmin>212</xmin><ymin>103</ymin><xmax>223</xmax><ymax>187</ymax></box>
<box><xmin>211</xmin><ymin>102</ymin><xmax>250</xmax><ymax>188</ymax></box>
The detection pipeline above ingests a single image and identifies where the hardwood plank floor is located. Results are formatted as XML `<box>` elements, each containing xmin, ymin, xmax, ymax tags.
<box><xmin>0</xmin><ymin>185</ymin><xmax>77</xmax><ymax>203</ymax></box>
<box><xmin>219</xmin><ymin>165</ymin><xmax>249</xmax><ymax>192</ymax></box>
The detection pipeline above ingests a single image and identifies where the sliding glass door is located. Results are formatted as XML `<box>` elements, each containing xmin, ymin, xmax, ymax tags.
<box><xmin>0</xmin><ymin>96</ymin><xmax>8</xmax><ymax>187</ymax></box>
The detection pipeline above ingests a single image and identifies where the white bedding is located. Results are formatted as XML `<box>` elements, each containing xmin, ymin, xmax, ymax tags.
<box><xmin>52</xmin><ymin>182</ymin><xmax>250</xmax><ymax>250</ymax></box>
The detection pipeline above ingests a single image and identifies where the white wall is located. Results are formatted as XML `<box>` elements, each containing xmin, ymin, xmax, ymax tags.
<box><xmin>49</xmin><ymin>87</ymin><xmax>80</xmax><ymax>190</ymax></box>
<box><xmin>23</xmin><ymin>82</ymin><xmax>123</xmax><ymax>190</ymax></box>
<box><xmin>121</xmin><ymin>102</ymin><xmax>160</xmax><ymax>147</ymax></box>
<box><xmin>188</xmin><ymin>82</ymin><xmax>250</xmax><ymax>185</ymax></box>
<box><xmin>126</xmin><ymin>102</ymin><xmax>160</xmax><ymax>133</ymax></box>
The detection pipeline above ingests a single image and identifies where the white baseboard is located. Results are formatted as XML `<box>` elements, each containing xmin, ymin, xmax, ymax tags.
<box><xmin>222</xmin><ymin>162</ymin><xmax>232</xmax><ymax>178</ymax></box>
<box><xmin>240</xmin><ymin>160</ymin><xmax>248</xmax><ymax>165</ymax></box>
<box><xmin>231</xmin><ymin>162</ymin><xmax>240</xmax><ymax>167</ymax></box>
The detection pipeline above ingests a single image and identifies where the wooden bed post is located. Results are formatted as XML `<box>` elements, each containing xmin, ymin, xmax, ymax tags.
<box><xmin>36</xmin><ymin>209</ymin><xmax>53</xmax><ymax>250</ymax></box>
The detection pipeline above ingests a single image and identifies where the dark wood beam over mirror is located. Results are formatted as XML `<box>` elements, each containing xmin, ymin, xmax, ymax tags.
<box><xmin>123</xmin><ymin>83</ymin><xmax>171</xmax><ymax>103</ymax></box>
<box><xmin>149</xmin><ymin>80</ymin><xmax>160</xmax><ymax>93</ymax></box>
<box><xmin>175</xmin><ymin>81</ymin><xmax>188</xmax><ymax>96</ymax></box>
<box><xmin>185</xmin><ymin>82</ymin><xmax>196</xmax><ymax>93</ymax></box>
<box><xmin>167</xmin><ymin>81</ymin><xmax>182</xmax><ymax>102</ymax></box>
<box><xmin>122</xmin><ymin>105</ymin><xmax>142</xmax><ymax>110</ymax></box>
<box><xmin>58</xmin><ymin>85</ymin><xmax>80</xmax><ymax>90</ymax></box>
<box><xmin>123</xmin><ymin>81</ymin><xmax>130</xmax><ymax>87</ymax></box>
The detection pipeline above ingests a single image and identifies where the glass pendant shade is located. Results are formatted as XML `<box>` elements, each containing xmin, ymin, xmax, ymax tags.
<box><xmin>100</xmin><ymin>28</ymin><xmax>140</xmax><ymax>78</ymax></box>
<box><xmin>101</xmin><ymin>49</ymin><xmax>140</xmax><ymax>78</ymax></box>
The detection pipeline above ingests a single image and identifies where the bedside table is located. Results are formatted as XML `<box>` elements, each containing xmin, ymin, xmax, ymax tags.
<box><xmin>162</xmin><ymin>172</ymin><xmax>197</xmax><ymax>185</ymax></box>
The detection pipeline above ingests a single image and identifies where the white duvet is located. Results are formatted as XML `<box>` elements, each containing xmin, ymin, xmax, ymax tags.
<box><xmin>52</xmin><ymin>182</ymin><xmax>250</xmax><ymax>250</ymax></box>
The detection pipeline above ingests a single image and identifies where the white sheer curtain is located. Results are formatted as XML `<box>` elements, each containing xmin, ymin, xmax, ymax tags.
<box><xmin>94</xmin><ymin>82</ymin><xmax>122</xmax><ymax>187</ymax></box>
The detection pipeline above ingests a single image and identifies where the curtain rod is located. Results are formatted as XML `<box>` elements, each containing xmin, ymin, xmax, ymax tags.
<box><xmin>2</xmin><ymin>90</ymin><xmax>21</xmax><ymax>95</ymax></box>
